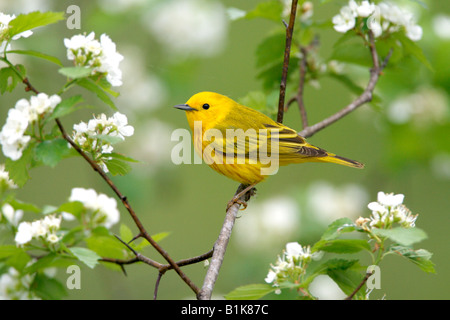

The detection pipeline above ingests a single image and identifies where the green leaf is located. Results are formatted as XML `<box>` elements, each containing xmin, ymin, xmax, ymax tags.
<box><xmin>9</xmin><ymin>198</ymin><xmax>41</xmax><ymax>213</ymax></box>
<box><xmin>105</xmin><ymin>159</ymin><xmax>131</xmax><ymax>176</ymax></box>
<box><xmin>7</xmin><ymin>50</ymin><xmax>63</xmax><ymax>66</ymax></box>
<box><xmin>0</xmin><ymin>245</ymin><xmax>22</xmax><ymax>259</ymax></box>
<box><xmin>327</xmin><ymin>268</ymin><xmax>365</xmax><ymax>299</ymax></box>
<box><xmin>152</xmin><ymin>232</ymin><xmax>170</xmax><ymax>243</ymax></box>
<box><xmin>119</xmin><ymin>224</ymin><xmax>133</xmax><ymax>243</ymax></box>
<box><xmin>313</xmin><ymin>239</ymin><xmax>371</xmax><ymax>254</ymax></box>
<box><xmin>58</xmin><ymin>201</ymin><xmax>85</xmax><ymax>219</ymax></box>
<box><xmin>330</xmin><ymin>42</ymin><xmax>372</xmax><ymax>67</ymax></box>
<box><xmin>93</xmin><ymin>134</ymin><xmax>124</xmax><ymax>145</ymax></box>
<box><xmin>392</xmin><ymin>32</ymin><xmax>433</xmax><ymax>71</ymax></box>
<box><xmin>109</xmin><ymin>152</ymin><xmax>140</xmax><ymax>163</ymax></box>
<box><xmin>47</xmin><ymin>95</ymin><xmax>84</xmax><ymax>121</ymax></box>
<box><xmin>0</xmin><ymin>64</ymin><xmax>26</xmax><ymax>94</ymax></box>
<box><xmin>245</xmin><ymin>1</ymin><xmax>283</xmax><ymax>22</ymax></box>
<box><xmin>25</xmin><ymin>253</ymin><xmax>75</xmax><ymax>274</ymax></box>
<box><xmin>8</xmin><ymin>11</ymin><xmax>65</xmax><ymax>38</ymax></box>
<box><xmin>257</xmin><ymin>57</ymin><xmax>299</xmax><ymax>91</ymax></box>
<box><xmin>69</xmin><ymin>247</ymin><xmax>101</xmax><ymax>269</ymax></box>
<box><xmin>320</xmin><ymin>218</ymin><xmax>356</xmax><ymax>241</ymax></box>
<box><xmin>5</xmin><ymin>248</ymin><xmax>31</xmax><ymax>271</ymax></box>
<box><xmin>34</xmin><ymin>138</ymin><xmax>71</xmax><ymax>167</ymax></box>
<box><xmin>256</xmin><ymin>32</ymin><xmax>286</xmax><ymax>68</ymax></box>
<box><xmin>77</xmin><ymin>78</ymin><xmax>117</xmax><ymax>110</ymax></box>
<box><xmin>59</xmin><ymin>66</ymin><xmax>93</xmax><ymax>79</ymax></box>
<box><xmin>225</xmin><ymin>284</ymin><xmax>275</xmax><ymax>300</ymax></box>
<box><xmin>372</xmin><ymin>227</ymin><xmax>427</xmax><ymax>246</ymax></box>
<box><xmin>31</xmin><ymin>273</ymin><xmax>67</xmax><ymax>300</ymax></box>
<box><xmin>4</xmin><ymin>142</ymin><xmax>34</xmax><ymax>187</ymax></box>
<box><xmin>388</xmin><ymin>246</ymin><xmax>435</xmax><ymax>273</ymax></box>
<box><xmin>86</xmin><ymin>235</ymin><xmax>127</xmax><ymax>260</ymax></box>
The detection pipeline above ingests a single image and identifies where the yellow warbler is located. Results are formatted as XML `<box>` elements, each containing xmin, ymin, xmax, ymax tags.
<box><xmin>175</xmin><ymin>92</ymin><xmax>363</xmax><ymax>207</ymax></box>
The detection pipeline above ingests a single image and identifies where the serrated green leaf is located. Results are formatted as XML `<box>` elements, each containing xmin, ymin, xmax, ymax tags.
<box><xmin>0</xmin><ymin>65</ymin><xmax>26</xmax><ymax>93</ymax></box>
<box><xmin>245</xmin><ymin>1</ymin><xmax>283</xmax><ymax>22</ymax></box>
<box><xmin>330</xmin><ymin>42</ymin><xmax>372</xmax><ymax>67</ymax></box>
<box><xmin>77</xmin><ymin>78</ymin><xmax>117</xmax><ymax>110</ymax></box>
<box><xmin>34</xmin><ymin>138</ymin><xmax>71</xmax><ymax>167</ymax></box>
<box><xmin>388</xmin><ymin>245</ymin><xmax>435</xmax><ymax>273</ymax></box>
<box><xmin>320</xmin><ymin>218</ymin><xmax>356</xmax><ymax>241</ymax></box>
<box><xmin>69</xmin><ymin>247</ymin><xmax>101</xmax><ymax>269</ymax></box>
<box><xmin>0</xmin><ymin>245</ymin><xmax>22</xmax><ymax>259</ymax></box>
<box><xmin>4</xmin><ymin>142</ymin><xmax>33</xmax><ymax>187</ymax></box>
<box><xmin>25</xmin><ymin>253</ymin><xmax>74</xmax><ymax>274</ymax></box>
<box><xmin>86</xmin><ymin>235</ymin><xmax>127</xmax><ymax>260</ymax></box>
<box><xmin>225</xmin><ymin>284</ymin><xmax>275</xmax><ymax>300</ymax></box>
<box><xmin>7</xmin><ymin>50</ymin><xmax>63</xmax><ymax>66</ymax></box>
<box><xmin>31</xmin><ymin>273</ymin><xmax>67</xmax><ymax>300</ymax></box>
<box><xmin>93</xmin><ymin>134</ymin><xmax>124</xmax><ymax>145</ymax></box>
<box><xmin>256</xmin><ymin>32</ymin><xmax>285</xmax><ymax>68</ymax></box>
<box><xmin>327</xmin><ymin>268</ymin><xmax>365</xmax><ymax>299</ymax></box>
<box><xmin>392</xmin><ymin>32</ymin><xmax>433</xmax><ymax>71</ymax></box>
<box><xmin>9</xmin><ymin>199</ymin><xmax>41</xmax><ymax>213</ymax></box>
<box><xmin>5</xmin><ymin>248</ymin><xmax>31</xmax><ymax>271</ymax></box>
<box><xmin>47</xmin><ymin>95</ymin><xmax>84</xmax><ymax>121</ymax></box>
<box><xmin>105</xmin><ymin>159</ymin><xmax>131</xmax><ymax>176</ymax></box>
<box><xmin>313</xmin><ymin>239</ymin><xmax>371</xmax><ymax>254</ymax></box>
<box><xmin>119</xmin><ymin>224</ymin><xmax>133</xmax><ymax>243</ymax></box>
<box><xmin>8</xmin><ymin>11</ymin><xmax>65</xmax><ymax>38</ymax></box>
<box><xmin>59</xmin><ymin>66</ymin><xmax>93</xmax><ymax>79</ymax></box>
<box><xmin>58</xmin><ymin>201</ymin><xmax>85</xmax><ymax>219</ymax></box>
<box><xmin>372</xmin><ymin>227</ymin><xmax>427</xmax><ymax>246</ymax></box>
<box><xmin>109</xmin><ymin>152</ymin><xmax>140</xmax><ymax>163</ymax></box>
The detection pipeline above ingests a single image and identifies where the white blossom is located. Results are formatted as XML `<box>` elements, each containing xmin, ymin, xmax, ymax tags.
<box><xmin>332</xmin><ymin>1</ymin><xmax>423</xmax><ymax>41</ymax></box>
<box><xmin>14</xmin><ymin>214</ymin><xmax>62</xmax><ymax>245</ymax></box>
<box><xmin>1</xmin><ymin>203</ymin><xmax>23</xmax><ymax>226</ymax></box>
<box><xmin>15</xmin><ymin>221</ymin><xmax>34</xmax><ymax>245</ymax></box>
<box><xmin>265</xmin><ymin>242</ymin><xmax>321</xmax><ymax>294</ymax></box>
<box><xmin>68</xmin><ymin>187</ymin><xmax>120</xmax><ymax>229</ymax></box>
<box><xmin>0</xmin><ymin>93</ymin><xmax>61</xmax><ymax>160</ymax></box>
<box><xmin>332</xmin><ymin>5</ymin><xmax>356</xmax><ymax>33</ymax></box>
<box><xmin>364</xmin><ymin>192</ymin><xmax>418</xmax><ymax>229</ymax></box>
<box><xmin>0</xmin><ymin>164</ymin><xmax>17</xmax><ymax>190</ymax></box>
<box><xmin>64</xmin><ymin>32</ymin><xmax>124</xmax><ymax>86</ymax></box>
<box><xmin>0</xmin><ymin>12</ymin><xmax>33</xmax><ymax>53</ymax></box>
<box><xmin>71</xmin><ymin>112</ymin><xmax>134</xmax><ymax>172</ymax></box>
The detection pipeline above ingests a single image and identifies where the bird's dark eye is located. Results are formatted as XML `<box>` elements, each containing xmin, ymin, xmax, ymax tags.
<box><xmin>202</xmin><ymin>103</ymin><xmax>210</xmax><ymax>110</ymax></box>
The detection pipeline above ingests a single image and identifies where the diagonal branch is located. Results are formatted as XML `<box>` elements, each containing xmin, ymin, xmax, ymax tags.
<box><xmin>299</xmin><ymin>31</ymin><xmax>393</xmax><ymax>138</ymax></box>
<box><xmin>20</xmin><ymin>75</ymin><xmax>201</xmax><ymax>296</ymax></box>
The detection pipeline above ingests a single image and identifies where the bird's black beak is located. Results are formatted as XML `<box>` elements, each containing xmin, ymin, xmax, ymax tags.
<box><xmin>174</xmin><ymin>104</ymin><xmax>196</xmax><ymax>111</ymax></box>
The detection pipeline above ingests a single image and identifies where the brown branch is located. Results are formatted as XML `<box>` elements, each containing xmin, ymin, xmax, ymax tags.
<box><xmin>345</xmin><ymin>271</ymin><xmax>373</xmax><ymax>300</ymax></box>
<box><xmin>299</xmin><ymin>31</ymin><xmax>393</xmax><ymax>138</ymax></box>
<box><xmin>277</xmin><ymin>0</ymin><xmax>298</xmax><ymax>123</ymax></box>
<box><xmin>198</xmin><ymin>184</ymin><xmax>254</xmax><ymax>300</ymax></box>
<box><xmin>20</xmin><ymin>74</ymin><xmax>204</xmax><ymax>297</ymax></box>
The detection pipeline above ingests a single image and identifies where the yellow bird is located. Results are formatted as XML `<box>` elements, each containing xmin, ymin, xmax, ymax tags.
<box><xmin>175</xmin><ymin>92</ymin><xmax>363</xmax><ymax>209</ymax></box>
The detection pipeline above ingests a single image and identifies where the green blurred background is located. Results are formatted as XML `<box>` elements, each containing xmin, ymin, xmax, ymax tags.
<box><xmin>0</xmin><ymin>0</ymin><xmax>449</xmax><ymax>299</ymax></box>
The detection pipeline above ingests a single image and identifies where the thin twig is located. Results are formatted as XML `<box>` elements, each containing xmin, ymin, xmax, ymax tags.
<box><xmin>20</xmin><ymin>73</ymin><xmax>202</xmax><ymax>296</ymax></box>
<box><xmin>277</xmin><ymin>0</ymin><xmax>298</xmax><ymax>123</ymax></box>
<box><xmin>299</xmin><ymin>31</ymin><xmax>393</xmax><ymax>138</ymax></box>
<box><xmin>345</xmin><ymin>271</ymin><xmax>373</xmax><ymax>300</ymax></box>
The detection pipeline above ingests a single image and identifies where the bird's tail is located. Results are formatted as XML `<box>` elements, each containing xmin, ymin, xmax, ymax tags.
<box><xmin>318</xmin><ymin>152</ymin><xmax>364</xmax><ymax>169</ymax></box>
